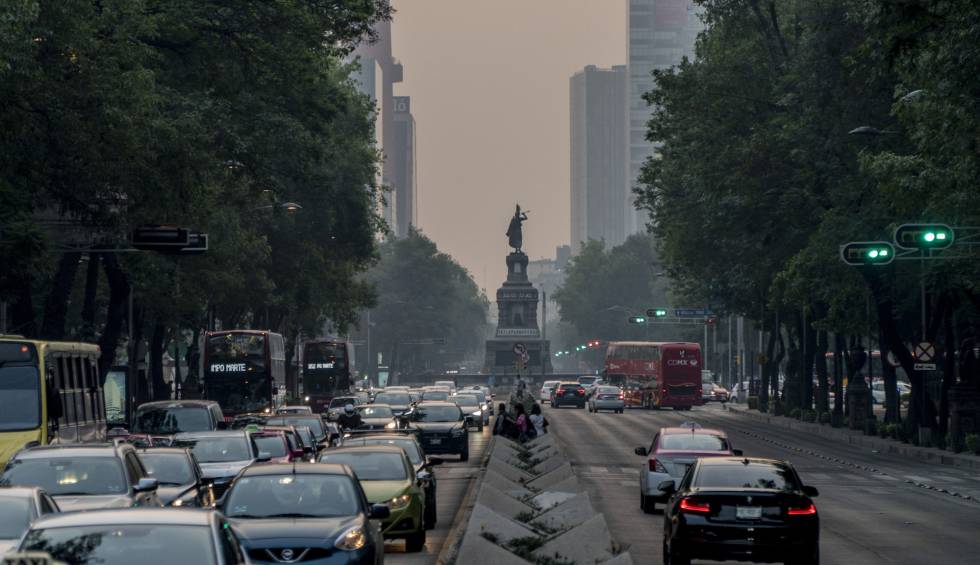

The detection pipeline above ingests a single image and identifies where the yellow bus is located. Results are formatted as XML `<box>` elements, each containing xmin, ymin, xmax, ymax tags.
<box><xmin>0</xmin><ymin>337</ymin><xmax>107</xmax><ymax>468</ymax></box>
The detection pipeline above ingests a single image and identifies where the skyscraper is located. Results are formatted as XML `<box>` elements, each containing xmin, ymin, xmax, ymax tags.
<box><xmin>350</xmin><ymin>57</ymin><xmax>394</xmax><ymax>229</ymax></box>
<box><xmin>391</xmin><ymin>96</ymin><xmax>417</xmax><ymax>238</ymax></box>
<box><xmin>570</xmin><ymin>65</ymin><xmax>628</xmax><ymax>253</ymax></box>
<box><xmin>627</xmin><ymin>0</ymin><xmax>701</xmax><ymax>234</ymax></box>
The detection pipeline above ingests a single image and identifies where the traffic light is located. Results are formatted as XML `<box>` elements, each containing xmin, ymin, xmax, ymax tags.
<box><xmin>840</xmin><ymin>241</ymin><xmax>895</xmax><ymax>266</ymax></box>
<box><xmin>894</xmin><ymin>224</ymin><xmax>954</xmax><ymax>250</ymax></box>
<box><xmin>646</xmin><ymin>308</ymin><xmax>668</xmax><ymax>318</ymax></box>
<box><xmin>628</xmin><ymin>316</ymin><xmax>647</xmax><ymax>324</ymax></box>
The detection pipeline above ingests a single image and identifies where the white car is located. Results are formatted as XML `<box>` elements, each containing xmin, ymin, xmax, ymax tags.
<box><xmin>539</xmin><ymin>380</ymin><xmax>561</xmax><ymax>403</ymax></box>
<box><xmin>434</xmin><ymin>380</ymin><xmax>457</xmax><ymax>394</ymax></box>
<box><xmin>871</xmin><ymin>380</ymin><xmax>911</xmax><ymax>404</ymax></box>
<box><xmin>588</xmin><ymin>386</ymin><xmax>625</xmax><ymax>413</ymax></box>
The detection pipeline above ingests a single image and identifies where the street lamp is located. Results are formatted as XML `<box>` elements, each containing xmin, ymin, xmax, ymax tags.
<box><xmin>847</xmin><ymin>126</ymin><xmax>900</xmax><ymax>136</ymax></box>
<box><xmin>252</xmin><ymin>202</ymin><xmax>303</xmax><ymax>212</ymax></box>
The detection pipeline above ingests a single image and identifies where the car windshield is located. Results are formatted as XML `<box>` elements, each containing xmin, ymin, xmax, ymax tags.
<box><xmin>413</xmin><ymin>405</ymin><xmax>462</xmax><ymax>422</ymax></box>
<box><xmin>358</xmin><ymin>405</ymin><xmax>394</xmax><ymax>418</ymax></box>
<box><xmin>422</xmin><ymin>391</ymin><xmax>449</xmax><ymax>401</ymax></box>
<box><xmin>21</xmin><ymin>524</ymin><xmax>215</xmax><ymax>565</ymax></box>
<box><xmin>133</xmin><ymin>407</ymin><xmax>211</xmax><ymax>434</ymax></box>
<box><xmin>0</xmin><ymin>497</ymin><xmax>32</xmax><ymax>538</ymax></box>
<box><xmin>175</xmin><ymin>436</ymin><xmax>251</xmax><ymax>463</ymax></box>
<box><xmin>543</xmin><ymin>381</ymin><xmax>559</xmax><ymax>388</ymax></box>
<box><xmin>348</xmin><ymin>439</ymin><xmax>423</xmax><ymax>465</ymax></box>
<box><xmin>252</xmin><ymin>435</ymin><xmax>288</xmax><ymax>458</ymax></box>
<box><xmin>560</xmin><ymin>384</ymin><xmax>581</xmax><ymax>390</ymax></box>
<box><xmin>330</xmin><ymin>398</ymin><xmax>355</xmax><ymax>408</ymax></box>
<box><xmin>266</xmin><ymin>417</ymin><xmax>325</xmax><ymax>439</ymax></box>
<box><xmin>139</xmin><ymin>453</ymin><xmax>195</xmax><ymax>486</ymax></box>
<box><xmin>0</xmin><ymin>366</ymin><xmax>40</xmax><ymax>432</ymax></box>
<box><xmin>319</xmin><ymin>452</ymin><xmax>408</xmax><ymax>481</ymax></box>
<box><xmin>224</xmin><ymin>474</ymin><xmax>360</xmax><ymax>518</ymax></box>
<box><xmin>597</xmin><ymin>387</ymin><xmax>620</xmax><ymax>394</ymax></box>
<box><xmin>375</xmin><ymin>393</ymin><xmax>411</xmax><ymax>405</ymax></box>
<box><xmin>661</xmin><ymin>434</ymin><xmax>728</xmax><ymax>451</ymax></box>
<box><xmin>1</xmin><ymin>457</ymin><xmax>127</xmax><ymax>496</ymax></box>
<box><xmin>578</xmin><ymin>377</ymin><xmax>598</xmax><ymax>385</ymax></box>
<box><xmin>695</xmin><ymin>463</ymin><xmax>800</xmax><ymax>491</ymax></box>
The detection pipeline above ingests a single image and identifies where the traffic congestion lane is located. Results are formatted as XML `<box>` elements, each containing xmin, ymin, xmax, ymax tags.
<box><xmin>384</xmin><ymin>418</ymin><xmax>492</xmax><ymax>564</ymax></box>
<box><xmin>544</xmin><ymin>402</ymin><xmax>980</xmax><ymax>565</ymax></box>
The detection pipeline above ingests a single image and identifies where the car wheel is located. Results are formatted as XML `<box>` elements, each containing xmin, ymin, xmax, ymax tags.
<box><xmin>663</xmin><ymin>537</ymin><xmax>690</xmax><ymax>565</ymax></box>
<box><xmin>640</xmin><ymin>493</ymin><xmax>656</xmax><ymax>514</ymax></box>
<box><xmin>405</xmin><ymin>529</ymin><xmax>427</xmax><ymax>552</ymax></box>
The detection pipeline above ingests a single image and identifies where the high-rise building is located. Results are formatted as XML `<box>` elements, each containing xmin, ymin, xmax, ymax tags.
<box><xmin>391</xmin><ymin>96</ymin><xmax>417</xmax><ymax>237</ymax></box>
<box><xmin>350</xmin><ymin>57</ymin><xmax>394</xmax><ymax>229</ymax></box>
<box><xmin>570</xmin><ymin>65</ymin><xmax>628</xmax><ymax>254</ymax></box>
<box><xmin>627</xmin><ymin>0</ymin><xmax>701</xmax><ymax>234</ymax></box>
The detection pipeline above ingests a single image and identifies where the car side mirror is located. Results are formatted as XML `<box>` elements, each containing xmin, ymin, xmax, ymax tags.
<box><xmin>135</xmin><ymin>478</ymin><xmax>159</xmax><ymax>493</ymax></box>
<box><xmin>732</xmin><ymin>449</ymin><xmax>743</xmax><ymax>456</ymax></box>
<box><xmin>417</xmin><ymin>469</ymin><xmax>432</xmax><ymax>482</ymax></box>
<box><xmin>634</xmin><ymin>447</ymin><xmax>648</xmax><ymax>456</ymax></box>
<box><xmin>256</xmin><ymin>452</ymin><xmax>272</xmax><ymax>463</ymax></box>
<box><xmin>801</xmin><ymin>485</ymin><xmax>819</xmax><ymax>497</ymax></box>
<box><xmin>370</xmin><ymin>504</ymin><xmax>391</xmax><ymax>520</ymax></box>
<box><xmin>657</xmin><ymin>480</ymin><xmax>676</xmax><ymax>494</ymax></box>
<box><xmin>427</xmin><ymin>457</ymin><xmax>444</xmax><ymax>467</ymax></box>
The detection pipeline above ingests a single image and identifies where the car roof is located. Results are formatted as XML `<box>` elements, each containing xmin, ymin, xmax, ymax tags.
<box><xmin>343</xmin><ymin>434</ymin><xmax>419</xmax><ymax>443</ymax></box>
<box><xmin>16</xmin><ymin>444</ymin><xmax>123</xmax><ymax>459</ymax></box>
<box><xmin>174</xmin><ymin>430</ymin><xmax>247</xmax><ymax>439</ymax></box>
<box><xmin>137</xmin><ymin>447</ymin><xmax>191</xmax><ymax>456</ymax></box>
<box><xmin>323</xmin><ymin>445</ymin><xmax>407</xmax><ymax>456</ymax></box>
<box><xmin>698</xmin><ymin>457</ymin><xmax>788</xmax><ymax>467</ymax></box>
<box><xmin>360</xmin><ymin>403</ymin><xmax>392</xmax><ymax>408</ymax></box>
<box><xmin>240</xmin><ymin>462</ymin><xmax>353</xmax><ymax>477</ymax></box>
<box><xmin>138</xmin><ymin>400</ymin><xmax>217</xmax><ymax>409</ymax></box>
<box><xmin>416</xmin><ymin>401</ymin><xmax>458</xmax><ymax>407</ymax></box>
<box><xmin>31</xmin><ymin>508</ymin><xmax>215</xmax><ymax>529</ymax></box>
<box><xmin>0</xmin><ymin>486</ymin><xmax>44</xmax><ymax>498</ymax></box>
<box><xmin>661</xmin><ymin>426</ymin><xmax>727</xmax><ymax>437</ymax></box>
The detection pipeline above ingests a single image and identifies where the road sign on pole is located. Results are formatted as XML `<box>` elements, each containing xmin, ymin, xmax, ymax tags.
<box><xmin>914</xmin><ymin>363</ymin><xmax>937</xmax><ymax>371</ymax></box>
<box><xmin>914</xmin><ymin>342</ymin><xmax>935</xmax><ymax>362</ymax></box>
<box><xmin>674</xmin><ymin>308</ymin><xmax>712</xmax><ymax>317</ymax></box>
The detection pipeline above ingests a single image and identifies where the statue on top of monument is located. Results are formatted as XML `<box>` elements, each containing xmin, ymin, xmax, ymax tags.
<box><xmin>506</xmin><ymin>204</ymin><xmax>528</xmax><ymax>252</ymax></box>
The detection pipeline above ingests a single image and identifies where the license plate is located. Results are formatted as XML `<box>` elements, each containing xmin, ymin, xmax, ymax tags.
<box><xmin>736</xmin><ymin>506</ymin><xmax>762</xmax><ymax>519</ymax></box>
<box><xmin>429</xmin><ymin>438</ymin><xmax>442</xmax><ymax>445</ymax></box>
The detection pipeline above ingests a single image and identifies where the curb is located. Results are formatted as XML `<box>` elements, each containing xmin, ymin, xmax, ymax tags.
<box><xmin>435</xmin><ymin>435</ymin><xmax>495</xmax><ymax>565</ymax></box>
<box><xmin>725</xmin><ymin>405</ymin><xmax>980</xmax><ymax>472</ymax></box>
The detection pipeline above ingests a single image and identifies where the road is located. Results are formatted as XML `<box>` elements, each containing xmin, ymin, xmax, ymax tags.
<box><xmin>544</xmin><ymin>402</ymin><xmax>980</xmax><ymax>565</ymax></box>
<box><xmin>385</xmin><ymin>420</ymin><xmax>492</xmax><ymax>564</ymax></box>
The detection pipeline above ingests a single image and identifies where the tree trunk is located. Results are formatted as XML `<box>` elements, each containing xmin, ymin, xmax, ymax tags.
<box><xmin>80</xmin><ymin>253</ymin><xmax>101</xmax><ymax>341</ymax></box>
<box><xmin>814</xmin><ymin>329</ymin><xmax>829</xmax><ymax>414</ymax></box>
<box><xmin>759</xmin><ymin>324</ymin><xmax>778</xmax><ymax>412</ymax></box>
<box><xmin>184</xmin><ymin>327</ymin><xmax>202</xmax><ymax>398</ymax></box>
<box><xmin>97</xmin><ymin>254</ymin><xmax>128</xmax><ymax>383</ymax></box>
<box><xmin>285</xmin><ymin>325</ymin><xmax>300</xmax><ymax>401</ymax></box>
<box><xmin>833</xmin><ymin>333</ymin><xmax>845</xmax><ymax>424</ymax></box>
<box><xmin>880</xmin><ymin>324</ymin><xmax>900</xmax><ymax>423</ymax></box>
<box><xmin>803</xmin><ymin>314</ymin><xmax>816</xmax><ymax>412</ymax></box>
<box><xmin>939</xmin><ymin>300</ymin><xmax>955</xmax><ymax>440</ymax></box>
<box><xmin>149</xmin><ymin>322</ymin><xmax>168</xmax><ymax>401</ymax></box>
<box><xmin>40</xmin><ymin>252</ymin><xmax>81</xmax><ymax>339</ymax></box>
<box><xmin>9</xmin><ymin>274</ymin><xmax>37</xmax><ymax>337</ymax></box>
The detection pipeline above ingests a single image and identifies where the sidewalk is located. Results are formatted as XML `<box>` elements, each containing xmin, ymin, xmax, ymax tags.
<box><xmin>724</xmin><ymin>402</ymin><xmax>980</xmax><ymax>472</ymax></box>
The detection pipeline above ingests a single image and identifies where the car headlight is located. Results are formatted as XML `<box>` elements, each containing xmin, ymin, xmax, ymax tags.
<box><xmin>385</xmin><ymin>421</ymin><xmax>398</xmax><ymax>429</ymax></box>
<box><xmin>172</xmin><ymin>498</ymin><xmax>184</xmax><ymax>507</ymax></box>
<box><xmin>471</xmin><ymin>410</ymin><xmax>482</xmax><ymax>416</ymax></box>
<box><xmin>335</xmin><ymin>526</ymin><xmax>367</xmax><ymax>551</ymax></box>
<box><xmin>389</xmin><ymin>494</ymin><xmax>412</xmax><ymax>510</ymax></box>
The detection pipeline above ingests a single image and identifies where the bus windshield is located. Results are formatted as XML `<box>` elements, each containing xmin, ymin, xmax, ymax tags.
<box><xmin>303</xmin><ymin>341</ymin><xmax>349</xmax><ymax>396</ymax></box>
<box><xmin>0</xmin><ymin>366</ymin><xmax>40</xmax><ymax>432</ymax></box>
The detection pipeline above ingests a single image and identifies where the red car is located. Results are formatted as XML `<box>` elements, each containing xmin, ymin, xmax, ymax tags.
<box><xmin>248</xmin><ymin>430</ymin><xmax>303</xmax><ymax>463</ymax></box>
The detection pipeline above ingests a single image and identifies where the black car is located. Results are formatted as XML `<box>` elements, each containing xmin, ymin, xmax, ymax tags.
<box><xmin>133</xmin><ymin>400</ymin><xmax>227</xmax><ymax>434</ymax></box>
<box><xmin>218</xmin><ymin>463</ymin><xmax>388</xmax><ymax>565</ymax></box>
<box><xmin>0</xmin><ymin>443</ymin><xmax>162</xmax><ymax>512</ymax></box>
<box><xmin>552</xmin><ymin>382</ymin><xmax>587</xmax><ymax>408</ymax></box>
<box><xmin>339</xmin><ymin>432</ymin><xmax>443</xmax><ymax>529</ymax></box>
<box><xmin>661</xmin><ymin>457</ymin><xmax>820</xmax><ymax>565</ymax></box>
<box><xmin>138</xmin><ymin>448</ymin><xmax>213</xmax><ymax>507</ymax></box>
<box><xmin>402</xmin><ymin>401</ymin><xmax>469</xmax><ymax>461</ymax></box>
<box><xmin>265</xmin><ymin>415</ymin><xmax>330</xmax><ymax>447</ymax></box>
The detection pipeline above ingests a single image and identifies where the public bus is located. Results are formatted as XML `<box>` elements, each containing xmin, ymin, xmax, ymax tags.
<box><xmin>0</xmin><ymin>337</ymin><xmax>106</xmax><ymax>468</ymax></box>
<box><xmin>602</xmin><ymin>341</ymin><xmax>703</xmax><ymax>410</ymax></box>
<box><xmin>202</xmin><ymin>330</ymin><xmax>286</xmax><ymax>417</ymax></box>
<box><xmin>300</xmin><ymin>338</ymin><xmax>353</xmax><ymax>414</ymax></box>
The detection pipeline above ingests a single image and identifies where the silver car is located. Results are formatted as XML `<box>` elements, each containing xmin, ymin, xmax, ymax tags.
<box><xmin>539</xmin><ymin>380</ymin><xmax>560</xmax><ymax>404</ymax></box>
<box><xmin>0</xmin><ymin>487</ymin><xmax>60</xmax><ymax>554</ymax></box>
<box><xmin>588</xmin><ymin>386</ymin><xmax>625</xmax><ymax>413</ymax></box>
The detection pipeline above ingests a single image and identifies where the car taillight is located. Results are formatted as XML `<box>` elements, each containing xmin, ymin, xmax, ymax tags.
<box><xmin>577</xmin><ymin>388</ymin><xmax>585</xmax><ymax>395</ymax></box>
<box><xmin>556</xmin><ymin>390</ymin><xmax>565</xmax><ymax>396</ymax></box>
<box><xmin>648</xmin><ymin>458</ymin><xmax>667</xmax><ymax>473</ymax></box>
<box><xmin>787</xmin><ymin>503</ymin><xmax>817</xmax><ymax>516</ymax></box>
<box><xmin>679</xmin><ymin>498</ymin><xmax>711</xmax><ymax>514</ymax></box>
<box><xmin>618</xmin><ymin>394</ymin><xmax>624</xmax><ymax>400</ymax></box>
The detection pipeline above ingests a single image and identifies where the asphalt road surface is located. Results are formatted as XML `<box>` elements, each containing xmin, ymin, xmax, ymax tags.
<box><xmin>544</xmin><ymin>402</ymin><xmax>980</xmax><ymax>565</ymax></box>
<box><xmin>385</xmin><ymin>420</ymin><xmax>492</xmax><ymax>564</ymax></box>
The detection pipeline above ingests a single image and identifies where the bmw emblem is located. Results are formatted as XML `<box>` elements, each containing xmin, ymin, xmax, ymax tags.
<box><xmin>281</xmin><ymin>549</ymin><xmax>294</xmax><ymax>561</ymax></box>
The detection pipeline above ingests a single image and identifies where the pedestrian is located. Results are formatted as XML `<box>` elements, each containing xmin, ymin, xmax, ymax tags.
<box><xmin>514</xmin><ymin>404</ymin><xmax>530</xmax><ymax>442</ymax></box>
<box><xmin>529</xmin><ymin>403</ymin><xmax>546</xmax><ymax>436</ymax></box>
<box><xmin>492</xmin><ymin>402</ymin><xmax>509</xmax><ymax>436</ymax></box>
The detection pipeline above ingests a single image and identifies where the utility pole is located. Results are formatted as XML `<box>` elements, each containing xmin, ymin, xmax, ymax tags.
<box><xmin>0</xmin><ymin>300</ymin><xmax>7</xmax><ymax>334</ymax></box>
<box><xmin>727</xmin><ymin>316</ymin><xmax>733</xmax><ymax>387</ymax></box>
<box><xmin>541</xmin><ymin>291</ymin><xmax>547</xmax><ymax>341</ymax></box>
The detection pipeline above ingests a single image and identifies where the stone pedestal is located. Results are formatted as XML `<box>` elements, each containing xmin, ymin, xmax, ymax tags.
<box><xmin>950</xmin><ymin>383</ymin><xmax>980</xmax><ymax>451</ymax></box>
<box><xmin>484</xmin><ymin>252</ymin><xmax>552</xmax><ymax>376</ymax></box>
<box><xmin>846</xmin><ymin>383</ymin><xmax>873</xmax><ymax>433</ymax></box>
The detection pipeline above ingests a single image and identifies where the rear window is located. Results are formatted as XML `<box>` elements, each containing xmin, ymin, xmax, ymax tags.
<box><xmin>560</xmin><ymin>383</ymin><xmax>581</xmax><ymax>390</ymax></box>
<box><xmin>597</xmin><ymin>386</ymin><xmax>620</xmax><ymax>394</ymax></box>
<box><xmin>661</xmin><ymin>433</ymin><xmax>728</xmax><ymax>451</ymax></box>
<box><xmin>695</xmin><ymin>463</ymin><xmax>799</xmax><ymax>491</ymax></box>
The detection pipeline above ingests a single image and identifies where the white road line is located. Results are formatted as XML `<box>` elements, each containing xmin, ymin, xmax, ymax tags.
<box><xmin>620</xmin><ymin>467</ymin><xmax>639</xmax><ymax>475</ymax></box>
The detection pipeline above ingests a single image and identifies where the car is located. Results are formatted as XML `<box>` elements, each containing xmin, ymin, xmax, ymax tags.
<box><xmin>634</xmin><ymin>423</ymin><xmax>741</xmax><ymax>513</ymax></box>
<box><xmin>172</xmin><ymin>430</ymin><xmax>263</xmax><ymax>501</ymax></box>
<box><xmin>452</xmin><ymin>393</ymin><xmax>488</xmax><ymax>430</ymax></box>
<box><xmin>261</xmin><ymin>424</ymin><xmax>310</xmax><ymax>460</ymax></box>
<box><xmin>0</xmin><ymin>487</ymin><xmax>60</xmax><ymax>554</ymax></box>
<box><xmin>319</xmin><ymin>446</ymin><xmax>427</xmax><ymax>552</ymax></box>
<box><xmin>661</xmin><ymin>457</ymin><xmax>820</xmax><ymax>565</ymax></box>
<box><xmin>0</xmin><ymin>443</ymin><xmax>162</xmax><ymax>511</ymax></box>
<box><xmin>16</xmin><ymin>508</ymin><xmax>249</xmax><ymax>564</ymax></box>
<box><xmin>276</xmin><ymin>405</ymin><xmax>313</xmax><ymax>415</ymax></box>
<box><xmin>290</xmin><ymin>424</ymin><xmax>320</xmax><ymax>460</ymax></box>
<box><xmin>421</xmin><ymin>389</ymin><xmax>450</xmax><ymax>402</ymax></box>
<box><xmin>702</xmin><ymin>382</ymin><xmax>730</xmax><ymax>403</ymax></box>
<box><xmin>551</xmin><ymin>382</ymin><xmax>587</xmax><ymax>408</ymax></box>
<box><xmin>871</xmin><ymin>380</ymin><xmax>911</xmax><ymax>404</ymax></box>
<box><xmin>588</xmin><ymin>385</ymin><xmax>625</xmax><ymax>413</ymax></box>
<box><xmin>327</xmin><ymin>396</ymin><xmax>363</xmax><ymax>421</ymax></box>
<box><xmin>218</xmin><ymin>463</ymin><xmax>387</xmax><ymax>564</ymax></box>
<box><xmin>138</xmin><ymin>447</ymin><xmax>213</xmax><ymax>507</ymax></box>
<box><xmin>250</xmin><ymin>428</ymin><xmax>305</xmax><ymax>463</ymax></box>
<box><xmin>265</xmin><ymin>415</ymin><xmax>330</xmax><ymax>447</ymax></box>
<box><xmin>539</xmin><ymin>380</ymin><xmax>560</xmax><ymax>404</ymax></box>
<box><xmin>433</xmin><ymin>380</ymin><xmax>457</xmax><ymax>394</ymax></box>
<box><xmin>577</xmin><ymin>375</ymin><xmax>601</xmax><ymax>396</ymax></box>
<box><xmin>132</xmin><ymin>400</ymin><xmax>227</xmax><ymax>435</ymax></box>
<box><xmin>372</xmin><ymin>391</ymin><xmax>414</xmax><ymax>416</ymax></box>
<box><xmin>402</xmin><ymin>401</ymin><xmax>469</xmax><ymax>461</ymax></box>
<box><xmin>340</xmin><ymin>433</ymin><xmax>443</xmax><ymax>529</ymax></box>
<box><xmin>355</xmin><ymin>404</ymin><xmax>400</xmax><ymax>431</ymax></box>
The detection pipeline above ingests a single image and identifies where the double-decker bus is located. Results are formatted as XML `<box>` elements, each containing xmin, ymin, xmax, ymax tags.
<box><xmin>0</xmin><ymin>338</ymin><xmax>106</xmax><ymax>468</ymax></box>
<box><xmin>300</xmin><ymin>338</ymin><xmax>353</xmax><ymax>414</ymax></box>
<box><xmin>203</xmin><ymin>330</ymin><xmax>285</xmax><ymax>417</ymax></box>
<box><xmin>602</xmin><ymin>341</ymin><xmax>703</xmax><ymax>410</ymax></box>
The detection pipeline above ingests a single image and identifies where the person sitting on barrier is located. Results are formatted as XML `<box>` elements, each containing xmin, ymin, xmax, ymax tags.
<box><xmin>514</xmin><ymin>404</ymin><xmax>531</xmax><ymax>442</ymax></box>
<box><xmin>529</xmin><ymin>403</ymin><xmax>547</xmax><ymax>436</ymax></box>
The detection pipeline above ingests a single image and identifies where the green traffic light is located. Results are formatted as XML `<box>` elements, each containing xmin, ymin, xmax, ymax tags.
<box><xmin>924</xmin><ymin>232</ymin><xmax>936</xmax><ymax>242</ymax></box>
<box><xmin>868</xmin><ymin>249</ymin><xmax>879</xmax><ymax>258</ymax></box>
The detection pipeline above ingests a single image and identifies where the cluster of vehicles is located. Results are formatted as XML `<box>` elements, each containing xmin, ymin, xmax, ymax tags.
<box><xmin>0</xmin><ymin>335</ymin><xmax>495</xmax><ymax>564</ymax></box>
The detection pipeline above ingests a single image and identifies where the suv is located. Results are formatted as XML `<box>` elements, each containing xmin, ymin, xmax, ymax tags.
<box><xmin>403</xmin><ymin>402</ymin><xmax>469</xmax><ymax>461</ymax></box>
<box><xmin>0</xmin><ymin>443</ymin><xmax>162</xmax><ymax>511</ymax></box>
<box><xmin>133</xmin><ymin>400</ymin><xmax>226</xmax><ymax>435</ymax></box>
<box><xmin>551</xmin><ymin>382</ymin><xmax>587</xmax><ymax>408</ymax></box>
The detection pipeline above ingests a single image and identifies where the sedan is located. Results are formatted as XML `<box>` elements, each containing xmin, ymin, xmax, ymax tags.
<box><xmin>372</xmin><ymin>392</ymin><xmax>414</xmax><ymax>416</ymax></box>
<box><xmin>403</xmin><ymin>402</ymin><xmax>470</xmax><ymax>461</ymax></box>
<box><xmin>539</xmin><ymin>380</ymin><xmax>560</xmax><ymax>404</ymax></box>
<box><xmin>452</xmin><ymin>393</ymin><xmax>488</xmax><ymax>430</ymax></box>
<box><xmin>172</xmin><ymin>431</ymin><xmax>261</xmax><ymax>501</ymax></box>
<box><xmin>588</xmin><ymin>386</ymin><xmax>625</xmax><ymax>413</ymax></box>
<box><xmin>219</xmin><ymin>463</ymin><xmax>387</xmax><ymax>564</ymax></box>
<box><xmin>138</xmin><ymin>448</ymin><xmax>214</xmax><ymax>507</ymax></box>
<box><xmin>551</xmin><ymin>382</ymin><xmax>587</xmax><ymax>408</ymax></box>
<box><xmin>319</xmin><ymin>446</ymin><xmax>427</xmax><ymax>552</ymax></box>
<box><xmin>15</xmin><ymin>508</ymin><xmax>248</xmax><ymax>565</ymax></box>
<box><xmin>0</xmin><ymin>487</ymin><xmax>60</xmax><ymax>554</ymax></box>
<box><xmin>661</xmin><ymin>457</ymin><xmax>819</xmax><ymax>565</ymax></box>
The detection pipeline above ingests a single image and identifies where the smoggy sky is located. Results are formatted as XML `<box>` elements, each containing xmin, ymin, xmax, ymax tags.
<box><xmin>390</xmin><ymin>0</ymin><xmax>626</xmax><ymax>293</ymax></box>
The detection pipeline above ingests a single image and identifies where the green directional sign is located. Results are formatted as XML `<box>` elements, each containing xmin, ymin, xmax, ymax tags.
<box><xmin>894</xmin><ymin>224</ymin><xmax>954</xmax><ymax>250</ymax></box>
<box><xmin>840</xmin><ymin>241</ymin><xmax>895</xmax><ymax>266</ymax></box>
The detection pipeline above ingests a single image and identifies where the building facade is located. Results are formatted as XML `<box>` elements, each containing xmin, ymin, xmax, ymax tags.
<box><xmin>570</xmin><ymin>65</ymin><xmax>628</xmax><ymax>254</ymax></box>
<box><xmin>391</xmin><ymin>96</ymin><xmax>417</xmax><ymax>238</ymax></box>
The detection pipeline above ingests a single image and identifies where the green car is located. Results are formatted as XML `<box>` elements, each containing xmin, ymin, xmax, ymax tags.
<box><xmin>319</xmin><ymin>445</ymin><xmax>427</xmax><ymax>551</ymax></box>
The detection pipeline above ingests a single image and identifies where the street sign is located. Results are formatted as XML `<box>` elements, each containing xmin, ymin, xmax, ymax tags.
<box><xmin>914</xmin><ymin>342</ymin><xmax>935</xmax><ymax>362</ymax></box>
<box><xmin>674</xmin><ymin>308</ymin><xmax>712</xmax><ymax>317</ymax></box>
<box><xmin>914</xmin><ymin>363</ymin><xmax>937</xmax><ymax>371</ymax></box>
<box><xmin>886</xmin><ymin>351</ymin><xmax>901</xmax><ymax>368</ymax></box>
<box><xmin>131</xmin><ymin>225</ymin><xmax>190</xmax><ymax>250</ymax></box>
<box><xmin>894</xmin><ymin>223</ymin><xmax>954</xmax><ymax>250</ymax></box>
<box><xmin>840</xmin><ymin>241</ymin><xmax>895</xmax><ymax>265</ymax></box>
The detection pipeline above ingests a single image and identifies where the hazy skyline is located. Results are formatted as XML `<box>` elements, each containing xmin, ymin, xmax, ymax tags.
<box><xmin>390</xmin><ymin>0</ymin><xmax>626</xmax><ymax>292</ymax></box>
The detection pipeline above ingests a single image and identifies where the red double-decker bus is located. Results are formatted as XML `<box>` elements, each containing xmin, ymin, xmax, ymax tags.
<box><xmin>602</xmin><ymin>341</ymin><xmax>703</xmax><ymax>410</ymax></box>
